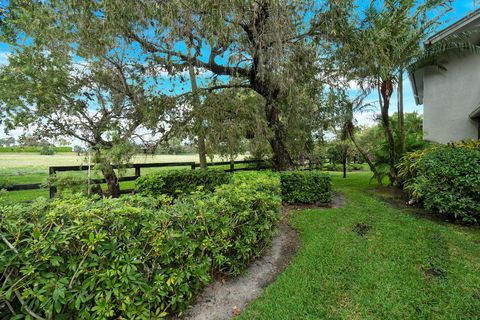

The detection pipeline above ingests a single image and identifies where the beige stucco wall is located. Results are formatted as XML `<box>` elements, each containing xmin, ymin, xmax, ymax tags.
<box><xmin>423</xmin><ymin>53</ymin><xmax>480</xmax><ymax>143</ymax></box>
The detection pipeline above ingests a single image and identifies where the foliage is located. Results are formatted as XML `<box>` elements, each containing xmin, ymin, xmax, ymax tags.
<box><xmin>399</xmin><ymin>143</ymin><xmax>480</xmax><ymax>222</ymax></box>
<box><xmin>323</xmin><ymin>163</ymin><xmax>343</xmax><ymax>172</ymax></box>
<box><xmin>357</xmin><ymin>112</ymin><xmax>429</xmax><ymax>181</ymax></box>
<box><xmin>136</xmin><ymin>169</ymin><xmax>232</xmax><ymax>198</ymax></box>
<box><xmin>397</xmin><ymin>148</ymin><xmax>436</xmax><ymax>191</ymax></box>
<box><xmin>348</xmin><ymin>163</ymin><xmax>363</xmax><ymax>171</ymax></box>
<box><xmin>155</xmin><ymin>138</ymin><xmax>196</xmax><ymax>155</ymax></box>
<box><xmin>321</xmin><ymin>163</ymin><xmax>363</xmax><ymax>172</ymax></box>
<box><xmin>189</xmin><ymin>172</ymin><xmax>281</xmax><ymax>274</ymax></box>
<box><xmin>0</xmin><ymin>174</ymin><xmax>281</xmax><ymax>318</ymax></box>
<box><xmin>0</xmin><ymin>146</ymin><xmax>72</xmax><ymax>152</ymax></box>
<box><xmin>280</xmin><ymin>171</ymin><xmax>332</xmax><ymax>204</ymax></box>
<box><xmin>73</xmin><ymin>145</ymin><xmax>85</xmax><ymax>155</ymax></box>
<box><xmin>17</xmin><ymin>134</ymin><xmax>51</xmax><ymax>147</ymax></box>
<box><xmin>341</xmin><ymin>0</ymin><xmax>451</xmax><ymax>184</ymax></box>
<box><xmin>39</xmin><ymin>145</ymin><xmax>56</xmax><ymax>155</ymax></box>
<box><xmin>1</xmin><ymin>0</ymin><xmax>354</xmax><ymax>170</ymax></box>
<box><xmin>45</xmin><ymin>174</ymin><xmax>90</xmax><ymax>196</ymax></box>
<box><xmin>0</xmin><ymin>177</ymin><xmax>13</xmax><ymax>189</ymax></box>
<box><xmin>0</xmin><ymin>28</ymin><xmax>180</xmax><ymax>196</ymax></box>
<box><xmin>398</xmin><ymin>140</ymin><xmax>480</xmax><ymax>193</ymax></box>
<box><xmin>198</xmin><ymin>89</ymin><xmax>268</xmax><ymax>161</ymax></box>
<box><xmin>450</xmin><ymin>139</ymin><xmax>480</xmax><ymax>149</ymax></box>
<box><xmin>0</xmin><ymin>137</ymin><xmax>15</xmax><ymax>147</ymax></box>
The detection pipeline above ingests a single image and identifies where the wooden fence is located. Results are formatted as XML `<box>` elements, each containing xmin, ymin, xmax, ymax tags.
<box><xmin>4</xmin><ymin>159</ymin><xmax>268</xmax><ymax>199</ymax></box>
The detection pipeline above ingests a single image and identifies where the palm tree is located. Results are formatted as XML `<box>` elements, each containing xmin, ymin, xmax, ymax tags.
<box><xmin>343</xmin><ymin>0</ymin><xmax>452</xmax><ymax>185</ymax></box>
<box><xmin>341</xmin><ymin>93</ymin><xmax>384</xmax><ymax>185</ymax></box>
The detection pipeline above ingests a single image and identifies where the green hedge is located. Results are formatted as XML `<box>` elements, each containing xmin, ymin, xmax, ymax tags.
<box><xmin>135</xmin><ymin>169</ymin><xmax>232</xmax><ymax>197</ymax></box>
<box><xmin>0</xmin><ymin>146</ymin><xmax>72</xmax><ymax>152</ymax></box>
<box><xmin>0</xmin><ymin>175</ymin><xmax>280</xmax><ymax>318</ymax></box>
<box><xmin>280</xmin><ymin>170</ymin><xmax>332</xmax><ymax>204</ymax></box>
<box><xmin>399</xmin><ymin>145</ymin><xmax>480</xmax><ymax>222</ymax></box>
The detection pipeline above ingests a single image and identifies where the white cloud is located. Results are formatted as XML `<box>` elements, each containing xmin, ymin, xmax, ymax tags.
<box><xmin>0</xmin><ymin>51</ymin><xmax>10</xmax><ymax>66</ymax></box>
<box><xmin>0</xmin><ymin>125</ymin><xmax>26</xmax><ymax>140</ymax></box>
<box><xmin>354</xmin><ymin>109</ymin><xmax>378</xmax><ymax>127</ymax></box>
<box><xmin>348</xmin><ymin>80</ymin><xmax>360</xmax><ymax>90</ymax></box>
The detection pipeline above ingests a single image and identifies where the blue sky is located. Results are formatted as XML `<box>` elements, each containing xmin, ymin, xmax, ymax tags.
<box><xmin>0</xmin><ymin>0</ymin><xmax>478</xmax><ymax>140</ymax></box>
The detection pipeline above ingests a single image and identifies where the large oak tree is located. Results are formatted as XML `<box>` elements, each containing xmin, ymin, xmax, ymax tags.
<box><xmin>39</xmin><ymin>0</ymin><xmax>352</xmax><ymax>170</ymax></box>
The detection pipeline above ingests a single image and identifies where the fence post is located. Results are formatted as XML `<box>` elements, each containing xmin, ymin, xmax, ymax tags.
<box><xmin>229</xmin><ymin>161</ymin><xmax>234</xmax><ymax>172</ymax></box>
<box><xmin>49</xmin><ymin>167</ymin><xmax>57</xmax><ymax>199</ymax></box>
<box><xmin>191</xmin><ymin>163</ymin><xmax>196</xmax><ymax>170</ymax></box>
<box><xmin>134</xmin><ymin>165</ymin><xmax>141</xmax><ymax>178</ymax></box>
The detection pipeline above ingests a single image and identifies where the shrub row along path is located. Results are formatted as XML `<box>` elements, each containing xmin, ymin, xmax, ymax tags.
<box><xmin>234</xmin><ymin>172</ymin><xmax>479</xmax><ymax>319</ymax></box>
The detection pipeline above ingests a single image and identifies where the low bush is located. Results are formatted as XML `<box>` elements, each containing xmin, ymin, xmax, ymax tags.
<box><xmin>323</xmin><ymin>163</ymin><xmax>342</xmax><ymax>172</ymax></box>
<box><xmin>0</xmin><ymin>174</ymin><xmax>280</xmax><ymax>319</ymax></box>
<box><xmin>399</xmin><ymin>143</ymin><xmax>480</xmax><ymax>222</ymax></box>
<box><xmin>280</xmin><ymin>170</ymin><xmax>332</xmax><ymax>204</ymax></box>
<box><xmin>45</xmin><ymin>174</ymin><xmax>89</xmax><ymax>195</ymax></box>
<box><xmin>40</xmin><ymin>145</ymin><xmax>56</xmax><ymax>155</ymax></box>
<box><xmin>348</xmin><ymin>163</ymin><xmax>363</xmax><ymax>171</ymax></box>
<box><xmin>412</xmin><ymin>148</ymin><xmax>480</xmax><ymax>222</ymax></box>
<box><xmin>135</xmin><ymin>169</ymin><xmax>231</xmax><ymax>197</ymax></box>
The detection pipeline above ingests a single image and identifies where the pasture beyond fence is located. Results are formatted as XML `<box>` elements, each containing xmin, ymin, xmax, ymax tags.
<box><xmin>5</xmin><ymin>159</ymin><xmax>269</xmax><ymax>199</ymax></box>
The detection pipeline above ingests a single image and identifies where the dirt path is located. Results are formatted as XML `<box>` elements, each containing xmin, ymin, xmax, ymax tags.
<box><xmin>179</xmin><ymin>217</ymin><xmax>300</xmax><ymax>320</ymax></box>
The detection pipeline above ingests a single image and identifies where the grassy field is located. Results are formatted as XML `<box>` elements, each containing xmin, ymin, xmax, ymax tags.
<box><xmin>0</xmin><ymin>152</ymin><xmax>229</xmax><ymax>168</ymax></box>
<box><xmin>0</xmin><ymin>152</ymin><xmax>244</xmax><ymax>201</ymax></box>
<box><xmin>240</xmin><ymin>172</ymin><xmax>480</xmax><ymax>319</ymax></box>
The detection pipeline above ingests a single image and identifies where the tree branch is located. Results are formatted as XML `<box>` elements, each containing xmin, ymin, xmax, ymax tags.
<box><xmin>126</xmin><ymin>30</ymin><xmax>251</xmax><ymax>78</ymax></box>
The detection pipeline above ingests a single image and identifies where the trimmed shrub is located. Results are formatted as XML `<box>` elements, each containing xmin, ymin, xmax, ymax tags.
<box><xmin>40</xmin><ymin>145</ymin><xmax>56</xmax><ymax>155</ymax></box>
<box><xmin>280</xmin><ymin>170</ymin><xmax>332</xmax><ymax>204</ymax></box>
<box><xmin>135</xmin><ymin>169</ymin><xmax>231</xmax><ymax>197</ymax></box>
<box><xmin>0</xmin><ymin>175</ymin><xmax>280</xmax><ymax>319</ymax></box>
<box><xmin>405</xmin><ymin>147</ymin><xmax>480</xmax><ymax>222</ymax></box>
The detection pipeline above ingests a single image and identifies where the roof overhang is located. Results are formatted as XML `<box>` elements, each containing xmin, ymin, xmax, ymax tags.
<box><xmin>426</xmin><ymin>8</ymin><xmax>480</xmax><ymax>45</ymax></box>
<box><xmin>470</xmin><ymin>105</ymin><xmax>480</xmax><ymax>120</ymax></box>
<box><xmin>409</xmin><ymin>68</ymin><xmax>424</xmax><ymax>105</ymax></box>
<box><xmin>409</xmin><ymin>9</ymin><xmax>480</xmax><ymax>106</ymax></box>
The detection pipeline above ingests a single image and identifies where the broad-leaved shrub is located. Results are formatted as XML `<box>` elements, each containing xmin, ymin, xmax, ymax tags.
<box><xmin>406</xmin><ymin>147</ymin><xmax>480</xmax><ymax>222</ymax></box>
<box><xmin>280</xmin><ymin>171</ymin><xmax>332</xmax><ymax>204</ymax></box>
<box><xmin>0</xmin><ymin>174</ymin><xmax>280</xmax><ymax>319</ymax></box>
<box><xmin>135</xmin><ymin>169</ymin><xmax>231</xmax><ymax>197</ymax></box>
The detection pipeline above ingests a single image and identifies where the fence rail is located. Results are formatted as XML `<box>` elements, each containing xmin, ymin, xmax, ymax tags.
<box><xmin>4</xmin><ymin>159</ymin><xmax>268</xmax><ymax>198</ymax></box>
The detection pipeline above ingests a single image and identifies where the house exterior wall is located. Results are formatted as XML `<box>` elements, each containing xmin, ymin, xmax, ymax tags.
<box><xmin>423</xmin><ymin>53</ymin><xmax>480</xmax><ymax>143</ymax></box>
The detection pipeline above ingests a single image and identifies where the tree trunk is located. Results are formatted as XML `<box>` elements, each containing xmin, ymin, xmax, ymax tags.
<box><xmin>348</xmin><ymin>130</ymin><xmax>383</xmax><ymax>186</ymax></box>
<box><xmin>93</xmin><ymin>149</ymin><xmax>120</xmax><ymax>198</ymax></box>
<box><xmin>379</xmin><ymin>80</ymin><xmax>396</xmax><ymax>186</ymax></box>
<box><xmin>101</xmin><ymin>163</ymin><xmax>120</xmax><ymax>198</ymax></box>
<box><xmin>187</xmin><ymin>45</ymin><xmax>207</xmax><ymax>170</ymax></box>
<box><xmin>265</xmin><ymin>101</ymin><xmax>293</xmax><ymax>171</ymax></box>
<box><xmin>398</xmin><ymin>69</ymin><xmax>405</xmax><ymax>155</ymax></box>
<box><xmin>197</xmin><ymin>136</ymin><xmax>207</xmax><ymax>169</ymax></box>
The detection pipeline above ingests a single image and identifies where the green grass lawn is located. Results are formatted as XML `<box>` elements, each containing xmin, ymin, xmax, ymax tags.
<box><xmin>240</xmin><ymin>172</ymin><xmax>480</xmax><ymax>319</ymax></box>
